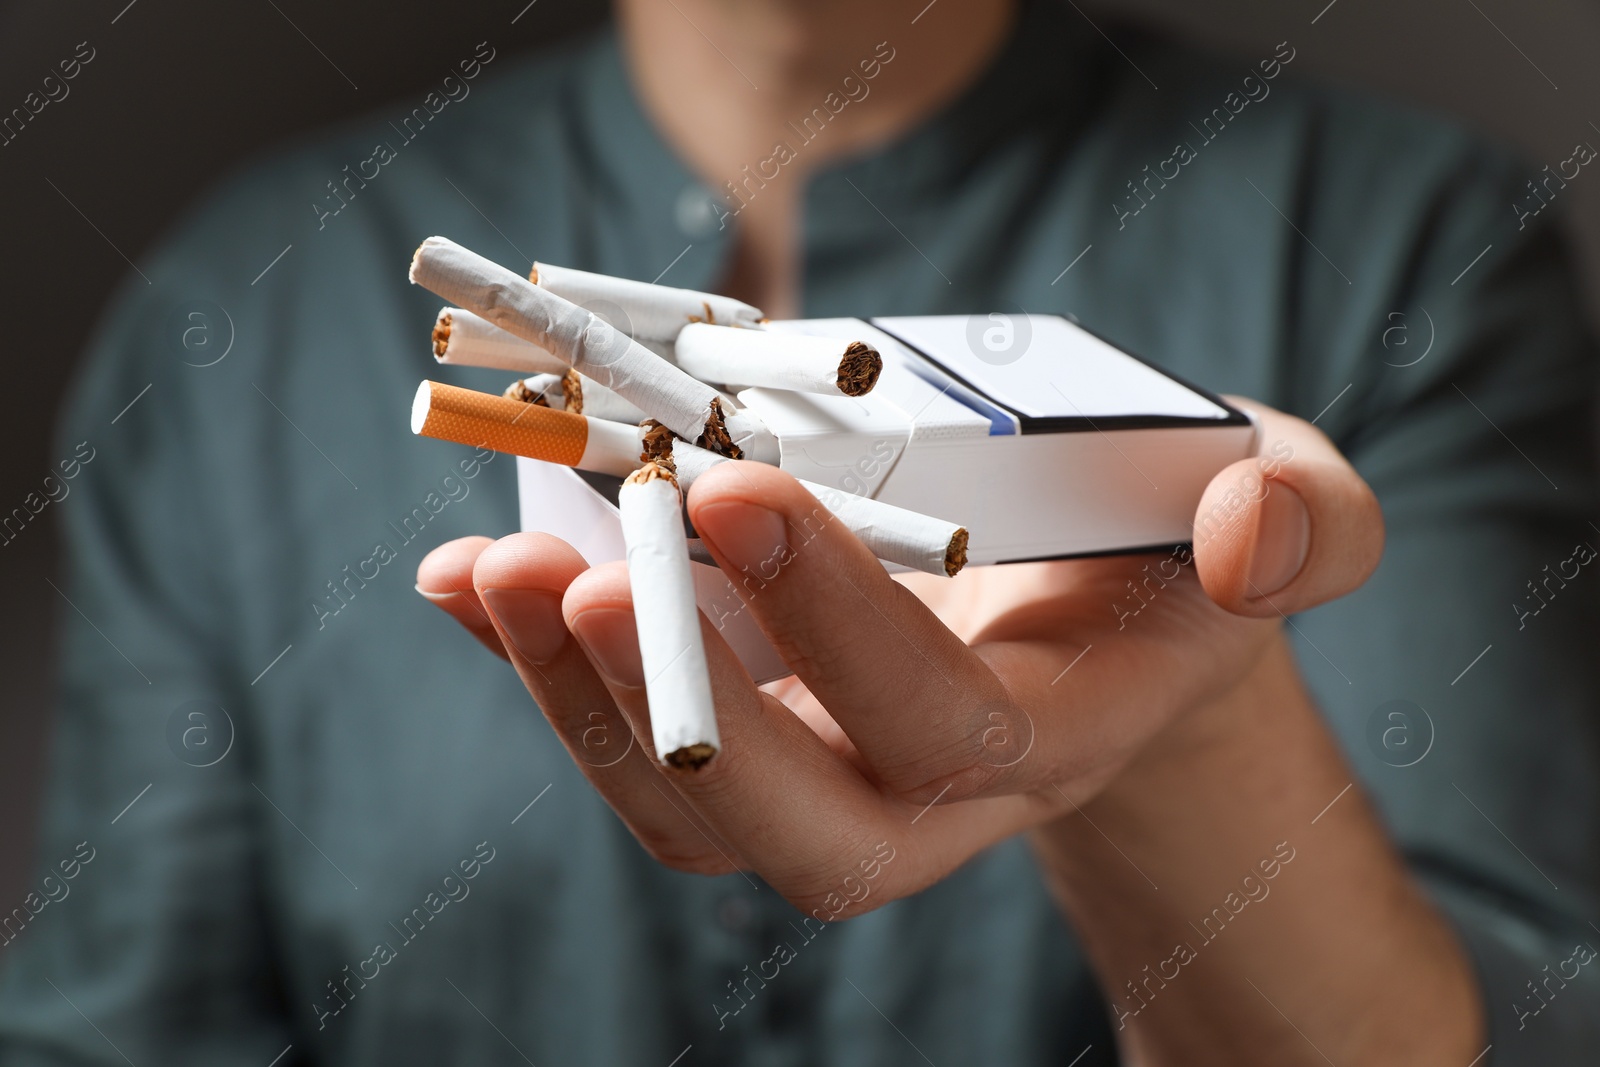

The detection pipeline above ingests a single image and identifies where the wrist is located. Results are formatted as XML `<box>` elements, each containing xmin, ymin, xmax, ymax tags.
<box><xmin>1028</xmin><ymin>628</ymin><xmax>1309</xmax><ymax>932</ymax></box>
<box><xmin>1027</xmin><ymin>631</ymin><xmax>1484</xmax><ymax>1065</ymax></box>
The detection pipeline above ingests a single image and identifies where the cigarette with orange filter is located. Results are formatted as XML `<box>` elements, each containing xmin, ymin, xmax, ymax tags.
<box><xmin>410</xmin><ymin>380</ymin><xmax>640</xmax><ymax>477</ymax></box>
<box><xmin>410</xmin><ymin>237</ymin><xmax>775</xmax><ymax>461</ymax></box>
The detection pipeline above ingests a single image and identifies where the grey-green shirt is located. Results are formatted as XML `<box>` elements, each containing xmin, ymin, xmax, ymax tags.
<box><xmin>3</xmin><ymin>5</ymin><xmax>1599</xmax><ymax>1064</ymax></box>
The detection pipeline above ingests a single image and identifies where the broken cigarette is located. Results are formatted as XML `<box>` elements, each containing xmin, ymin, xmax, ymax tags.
<box><xmin>411</xmin><ymin>237</ymin><xmax>774</xmax><ymax>461</ymax></box>
<box><xmin>801</xmin><ymin>479</ymin><xmax>970</xmax><ymax>577</ymax></box>
<box><xmin>652</xmin><ymin>436</ymin><xmax>969</xmax><ymax>577</ymax></box>
<box><xmin>504</xmin><ymin>369</ymin><xmax>650</xmax><ymax>425</ymax></box>
<box><xmin>531</xmin><ymin>261</ymin><xmax>765</xmax><ymax>342</ymax></box>
<box><xmin>411</xmin><ymin>380</ymin><xmax>639</xmax><ymax>476</ymax></box>
<box><xmin>411</xmin><ymin>382</ymin><xmax>968</xmax><ymax>576</ymax></box>
<box><xmin>434</xmin><ymin>307</ymin><xmax>569</xmax><ymax>376</ymax></box>
<box><xmin>619</xmin><ymin>463</ymin><xmax>720</xmax><ymax>770</ymax></box>
<box><xmin>675</xmin><ymin>323</ymin><xmax>883</xmax><ymax>397</ymax></box>
<box><xmin>504</xmin><ymin>373</ymin><xmax>561</xmax><ymax>406</ymax></box>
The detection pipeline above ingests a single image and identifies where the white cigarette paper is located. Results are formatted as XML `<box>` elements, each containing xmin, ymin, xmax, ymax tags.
<box><xmin>504</xmin><ymin>373</ymin><xmax>564</xmax><ymax>406</ymax></box>
<box><xmin>434</xmin><ymin>308</ymin><xmax>569</xmax><ymax>376</ymax></box>
<box><xmin>532</xmin><ymin>261</ymin><xmax>765</xmax><ymax>342</ymax></box>
<box><xmin>505</xmin><ymin>369</ymin><xmax>650</xmax><ymax>425</ymax></box>
<box><xmin>652</xmin><ymin>438</ymin><xmax>969</xmax><ymax>577</ymax></box>
<box><xmin>619</xmin><ymin>465</ymin><xmax>720</xmax><ymax>770</ymax></box>
<box><xmin>800</xmin><ymin>480</ymin><xmax>969</xmax><ymax>577</ymax></box>
<box><xmin>411</xmin><ymin>237</ymin><xmax>774</xmax><ymax>461</ymax></box>
<box><xmin>675</xmin><ymin>323</ymin><xmax>883</xmax><ymax>397</ymax></box>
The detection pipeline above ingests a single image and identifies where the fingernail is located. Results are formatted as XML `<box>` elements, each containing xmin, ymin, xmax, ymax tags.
<box><xmin>694</xmin><ymin>501</ymin><xmax>790</xmax><ymax>577</ymax></box>
<box><xmin>1247</xmin><ymin>483</ymin><xmax>1311</xmax><ymax>596</ymax></box>
<box><xmin>568</xmin><ymin>608</ymin><xmax>645</xmax><ymax>687</ymax></box>
<box><xmin>479</xmin><ymin>588</ymin><xmax>569</xmax><ymax>664</ymax></box>
<box><xmin>415</xmin><ymin>585</ymin><xmax>463</xmax><ymax>605</ymax></box>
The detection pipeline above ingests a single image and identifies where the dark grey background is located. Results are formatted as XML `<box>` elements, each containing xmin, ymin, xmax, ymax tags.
<box><xmin>2</xmin><ymin>0</ymin><xmax>1598</xmax><ymax>905</ymax></box>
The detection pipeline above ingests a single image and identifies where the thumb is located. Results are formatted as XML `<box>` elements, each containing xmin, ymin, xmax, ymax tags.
<box><xmin>1193</xmin><ymin>398</ymin><xmax>1384</xmax><ymax>618</ymax></box>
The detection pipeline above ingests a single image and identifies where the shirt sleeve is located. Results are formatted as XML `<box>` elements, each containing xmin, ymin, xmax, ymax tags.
<box><xmin>1288</xmin><ymin>131</ymin><xmax>1600</xmax><ymax>1064</ymax></box>
<box><xmin>0</xmin><ymin>260</ymin><xmax>297</xmax><ymax>1064</ymax></box>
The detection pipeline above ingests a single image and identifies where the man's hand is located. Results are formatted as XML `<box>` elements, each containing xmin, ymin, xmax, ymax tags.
<box><xmin>415</xmin><ymin>399</ymin><xmax>1378</xmax><ymax>910</ymax></box>
<box><xmin>419</xmin><ymin>398</ymin><xmax>1483</xmax><ymax>1064</ymax></box>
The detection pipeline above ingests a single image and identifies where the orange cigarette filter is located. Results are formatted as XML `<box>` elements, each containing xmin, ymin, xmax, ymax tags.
<box><xmin>413</xmin><ymin>380</ymin><xmax>589</xmax><ymax>465</ymax></box>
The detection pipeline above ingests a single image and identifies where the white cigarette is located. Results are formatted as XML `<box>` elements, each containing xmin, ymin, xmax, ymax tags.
<box><xmin>675</xmin><ymin>323</ymin><xmax>883</xmax><ymax>397</ymax></box>
<box><xmin>800</xmin><ymin>480</ymin><xmax>969</xmax><ymax>577</ymax></box>
<box><xmin>411</xmin><ymin>237</ymin><xmax>775</xmax><ymax>461</ymax></box>
<box><xmin>532</xmin><ymin>261</ymin><xmax>765</xmax><ymax>342</ymax></box>
<box><xmin>648</xmin><ymin>436</ymin><xmax>969</xmax><ymax>577</ymax></box>
<box><xmin>434</xmin><ymin>308</ymin><xmax>569</xmax><ymax>376</ymax></box>
<box><xmin>503</xmin><ymin>373</ymin><xmax>564</xmax><ymax>406</ymax></box>
<box><xmin>619</xmin><ymin>463</ymin><xmax>720</xmax><ymax>770</ymax></box>
<box><xmin>504</xmin><ymin>369</ymin><xmax>650</xmax><ymax>425</ymax></box>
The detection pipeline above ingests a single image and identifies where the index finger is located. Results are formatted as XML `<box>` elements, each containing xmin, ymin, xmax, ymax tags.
<box><xmin>687</xmin><ymin>462</ymin><xmax>1012</xmax><ymax>804</ymax></box>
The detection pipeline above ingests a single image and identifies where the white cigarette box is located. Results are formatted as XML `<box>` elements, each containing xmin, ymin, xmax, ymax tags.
<box><xmin>517</xmin><ymin>314</ymin><xmax>1256</xmax><ymax>681</ymax></box>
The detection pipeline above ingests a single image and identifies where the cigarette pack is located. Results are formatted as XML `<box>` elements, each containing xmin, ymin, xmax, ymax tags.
<box><xmin>515</xmin><ymin>313</ymin><xmax>1257</xmax><ymax>682</ymax></box>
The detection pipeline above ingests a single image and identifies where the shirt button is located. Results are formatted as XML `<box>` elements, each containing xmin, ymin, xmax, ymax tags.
<box><xmin>717</xmin><ymin>894</ymin><xmax>757</xmax><ymax>934</ymax></box>
<box><xmin>676</xmin><ymin>185</ymin><xmax>724</xmax><ymax>239</ymax></box>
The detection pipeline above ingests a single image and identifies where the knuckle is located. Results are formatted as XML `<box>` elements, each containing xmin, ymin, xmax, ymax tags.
<box><xmin>881</xmin><ymin>756</ymin><xmax>1003</xmax><ymax>807</ymax></box>
<box><xmin>784</xmin><ymin>889</ymin><xmax>883</xmax><ymax>924</ymax></box>
<box><xmin>782</xmin><ymin>870</ymin><xmax>882</xmax><ymax>921</ymax></box>
<box><xmin>634</xmin><ymin>835</ymin><xmax>736</xmax><ymax>877</ymax></box>
<box><xmin>766</xmin><ymin>627</ymin><xmax>861</xmax><ymax>687</ymax></box>
<box><xmin>665</xmin><ymin>759</ymin><xmax>745</xmax><ymax>807</ymax></box>
<box><xmin>782</xmin><ymin>874</ymin><xmax>905</xmax><ymax>923</ymax></box>
<box><xmin>874</xmin><ymin>709</ymin><xmax>1017</xmax><ymax>804</ymax></box>
<box><xmin>776</xmin><ymin>837</ymin><xmax>904</xmax><ymax>921</ymax></box>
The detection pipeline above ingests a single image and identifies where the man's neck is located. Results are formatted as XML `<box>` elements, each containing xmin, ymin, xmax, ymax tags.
<box><xmin>616</xmin><ymin>0</ymin><xmax>1016</xmax><ymax>315</ymax></box>
<box><xmin>618</xmin><ymin>0</ymin><xmax>1015</xmax><ymax>185</ymax></box>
